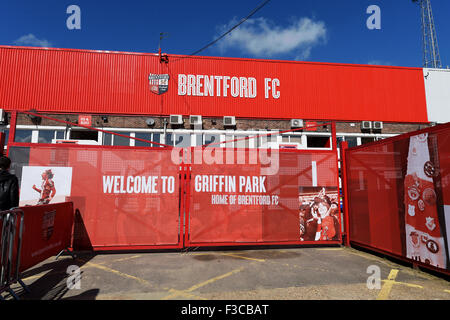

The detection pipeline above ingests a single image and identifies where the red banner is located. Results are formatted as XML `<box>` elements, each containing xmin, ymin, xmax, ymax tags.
<box><xmin>345</xmin><ymin>123</ymin><xmax>450</xmax><ymax>274</ymax></box>
<box><xmin>19</xmin><ymin>202</ymin><xmax>74</xmax><ymax>272</ymax></box>
<box><xmin>187</xmin><ymin>148</ymin><xmax>340</xmax><ymax>246</ymax></box>
<box><xmin>11</xmin><ymin>146</ymin><xmax>182</xmax><ymax>250</ymax></box>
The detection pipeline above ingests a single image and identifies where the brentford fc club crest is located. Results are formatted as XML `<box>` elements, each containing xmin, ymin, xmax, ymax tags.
<box><xmin>149</xmin><ymin>73</ymin><xmax>169</xmax><ymax>95</ymax></box>
<box><xmin>42</xmin><ymin>210</ymin><xmax>56</xmax><ymax>241</ymax></box>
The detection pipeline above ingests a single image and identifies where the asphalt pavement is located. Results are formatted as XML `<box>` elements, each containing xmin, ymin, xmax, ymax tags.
<box><xmin>3</xmin><ymin>245</ymin><xmax>450</xmax><ymax>300</ymax></box>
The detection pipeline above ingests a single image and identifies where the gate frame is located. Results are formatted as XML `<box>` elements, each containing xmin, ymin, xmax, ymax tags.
<box><xmin>340</xmin><ymin>141</ymin><xmax>351</xmax><ymax>247</ymax></box>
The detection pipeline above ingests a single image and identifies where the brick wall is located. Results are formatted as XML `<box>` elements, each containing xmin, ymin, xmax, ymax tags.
<box><xmin>11</xmin><ymin>112</ymin><xmax>430</xmax><ymax>135</ymax></box>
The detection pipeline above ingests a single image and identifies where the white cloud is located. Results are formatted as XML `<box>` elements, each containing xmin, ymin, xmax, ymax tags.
<box><xmin>216</xmin><ymin>17</ymin><xmax>327</xmax><ymax>59</ymax></box>
<box><xmin>14</xmin><ymin>34</ymin><xmax>52</xmax><ymax>47</ymax></box>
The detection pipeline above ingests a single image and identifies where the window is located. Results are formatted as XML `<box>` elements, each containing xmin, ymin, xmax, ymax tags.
<box><xmin>361</xmin><ymin>137</ymin><xmax>376</xmax><ymax>145</ymax></box>
<box><xmin>14</xmin><ymin>129</ymin><xmax>32</xmax><ymax>143</ymax></box>
<box><xmin>256</xmin><ymin>134</ymin><xmax>263</xmax><ymax>148</ymax></box>
<box><xmin>223</xmin><ymin>133</ymin><xmax>233</xmax><ymax>148</ymax></box>
<box><xmin>204</xmin><ymin>134</ymin><xmax>220</xmax><ymax>147</ymax></box>
<box><xmin>166</xmin><ymin>133</ymin><xmax>174</xmax><ymax>146</ymax></box>
<box><xmin>38</xmin><ymin>130</ymin><xmax>55</xmax><ymax>143</ymax></box>
<box><xmin>258</xmin><ymin>133</ymin><xmax>275</xmax><ymax>148</ymax></box>
<box><xmin>235</xmin><ymin>135</ymin><xmax>250</xmax><ymax>148</ymax></box>
<box><xmin>175</xmin><ymin>133</ymin><xmax>191</xmax><ymax>147</ymax></box>
<box><xmin>282</xmin><ymin>135</ymin><xmax>302</xmax><ymax>144</ymax></box>
<box><xmin>135</xmin><ymin>132</ymin><xmax>161</xmax><ymax>147</ymax></box>
<box><xmin>153</xmin><ymin>133</ymin><xmax>161</xmax><ymax>146</ymax></box>
<box><xmin>2</xmin><ymin>129</ymin><xmax>9</xmax><ymax>147</ymax></box>
<box><xmin>289</xmin><ymin>135</ymin><xmax>302</xmax><ymax>144</ymax></box>
<box><xmin>38</xmin><ymin>130</ymin><xmax>64</xmax><ymax>143</ymax></box>
<box><xmin>113</xmin><ymin>132</ymin><xmax>131</xmax><ymax>146</ymax></box>
<box><xmin>307</xmin><ymin>136</ymin><xmax>330</xmax><ymax>148</ymax></box>
<box><xmin>345</xmin><ymin>137</ymin><xmax>358</xmax><ymax>148</ymax></box>
<box><xmin>70</xmin><ymin>130</ymin><xmax>98</xmax><ymax>141</ymax></box>
<box><xmin>134</xmin><ymin>132</ymin><xmax>152</xmax><ymax>147</ymax></box>
<box><xmin>102</xmin><ymin>132</ymin><xmax>131</xmax><ymax>146</ymax></box>
<box><xmin>194</xmin><ymin>133</ymin><xmax>203</xmax><ymax>147</ymax></box>
<box><xmin>103</xmin><ymin>133</ymin><xmax>112</xmax><ymax>146</ymax></box>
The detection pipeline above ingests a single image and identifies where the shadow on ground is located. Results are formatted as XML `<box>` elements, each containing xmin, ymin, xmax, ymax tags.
<box><xmin>5</xmin><ymin>253</ymin><xmax>98</xmax><ymax>300</ymax></box>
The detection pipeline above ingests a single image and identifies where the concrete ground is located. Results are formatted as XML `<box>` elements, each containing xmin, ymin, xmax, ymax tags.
<box><xmin>2</xmin><ymin>245</ymin><xmax>450</xmax><ymax>300</ymax></box>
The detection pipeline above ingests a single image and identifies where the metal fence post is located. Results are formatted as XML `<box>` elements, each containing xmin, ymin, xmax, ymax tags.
<box><xmin>0</xmin><ymin>209</ymin><xmax>26</xmax><ymax>300</ymax></box>
<box><xmin>340</xmin><ymin>141</ymin><xmax>351</xmax><ymax>247</ymax></box>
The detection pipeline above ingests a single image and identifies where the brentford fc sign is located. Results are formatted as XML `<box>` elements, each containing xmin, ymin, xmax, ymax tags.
<box><xmin>177</xmin><ymin>74</ymin><xmax>281</xmax><ymax>99</ymax></box>
<box><xmin>149</xmin><ymin>73</ymin><xmax>169</xmax><ymax>95</ymax></box>
<box><xmin>148</xmin><ymin>72</ymin><xmax>282</xmax><ymax>99</ymax></box>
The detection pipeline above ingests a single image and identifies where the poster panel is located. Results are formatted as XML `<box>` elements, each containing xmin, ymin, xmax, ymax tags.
<box><xmin>404</xmin><ymin>133</ymin><xmax>446</xmax><ymax>268</ymax></box>
<box><xmin>299</xmin><ymin>187</ymin><xmax>340</xmax><ymax>242</ymax></box>
<box><xmin>19</xmin><ymin>166</ymin><xmax>73</xmax><ymax>206</ymax></box>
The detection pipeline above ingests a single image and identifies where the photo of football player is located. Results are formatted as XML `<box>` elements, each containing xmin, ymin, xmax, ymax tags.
<box><xmin>32</xmin><ymin>169</ymin><xmax>56</xmax><ymax>205</ymax></box>
<box><xmin>299</xmin><ymin>187</ymin><xmax>340</xmax><ymax>241</ymax></box>
<box><xmin>312</xmin><ymin>197</ymin><xmax>337</xmax><ymax>241</ymax></box>
<box><xmin>299</xmin><ymin>203</ymin><xmax>317</xmax><ymax>241</ymax></box>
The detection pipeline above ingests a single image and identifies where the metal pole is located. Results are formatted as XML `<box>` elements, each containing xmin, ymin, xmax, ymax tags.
<box><xmin>14</xmin><ymin>210</ymin><xmax>24</xmax><ymax>281</ymax></box>
<box><xmin>340</xmin><ymin>141</ymin><xmax>351</xmax><ymax>247</ymax></box>
<box><xmin>6</xmin><ymin>111</ymin><xmax>17</xmax><ymax>157</ymax></box>
<box><xmin>0</xmin><ymin>213</ymin><xmax>11</xmax><ymax>286</ymax></box>
<box><xmin>6</xmin><ymin>213</ymin><xmax>16</xmax><ymax>284</ymax></box>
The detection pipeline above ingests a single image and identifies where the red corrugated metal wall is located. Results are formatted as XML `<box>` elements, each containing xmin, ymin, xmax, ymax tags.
<box><xmin>0</xmin><ymin>46</ymin><xmax>429</xmax><ymax>122</ymax></box>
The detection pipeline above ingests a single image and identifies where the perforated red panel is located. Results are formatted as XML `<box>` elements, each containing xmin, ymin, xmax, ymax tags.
<box><xmin>9</xmin><ymin>145</ymin><xmax>181</xmax><ymax>250</ymax></box>
<box><xmin>346</xmin><ymin>123</ymin><xmax>450</xmax><ymax>272</ymax></box>
<box><xmin>187</xmin><ymin>148</ymin><xmax>340</xmax><ymax>246</ymax></box>
<box><xmin>8</xmin><ymin>143</ymin><xmax>342</xmax><ymax>251</ymax></box>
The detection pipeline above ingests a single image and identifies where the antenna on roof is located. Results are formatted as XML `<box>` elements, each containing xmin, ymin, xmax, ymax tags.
<box><xmin>158</xmin><ymin>32</ymin><xmax>170</xmax><ymax>64</ymax></box>
<box><xmin>412</xmin><ymin>0</ymin><xmax>442</xmax><ymax>68</ymax></box>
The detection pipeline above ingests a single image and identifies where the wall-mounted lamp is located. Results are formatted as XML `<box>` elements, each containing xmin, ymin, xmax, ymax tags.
<box><xmin>145</xmin><ymin>118</ymin><xmax>155</xmax><ymax>127</ymax></box>
<box><xmin>101</xmin><ymin>116</ymin><xmax>109</xmax><ymax>123</ymax></box>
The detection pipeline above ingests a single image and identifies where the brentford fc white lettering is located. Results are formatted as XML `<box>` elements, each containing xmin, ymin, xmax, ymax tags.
<box><xmin>178</xmin><ymin>74</ymin><xmax>281</xmax><ymax>99</ymax></box>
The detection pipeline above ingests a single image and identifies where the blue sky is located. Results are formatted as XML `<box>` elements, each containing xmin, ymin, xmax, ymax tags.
<box><xmin>1</xmin><ymin>0</ymin><xmax>449</xmax><ymax>67</ymax></box>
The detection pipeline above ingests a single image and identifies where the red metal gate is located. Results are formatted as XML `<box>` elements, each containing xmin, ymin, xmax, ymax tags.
<box><xmin>342</xmin><ymin>123</ymin><xmax>450</xmax><ymax>275</ymax></box>
<box><xmin>184</xmin><ymin>147</ymin><xmax>341</xmax><ymax>247</ymax></box>
<box><xmin>8</xmin><ymin>144</ymin><xmax>183</xmax><ymax>251</ymax></box>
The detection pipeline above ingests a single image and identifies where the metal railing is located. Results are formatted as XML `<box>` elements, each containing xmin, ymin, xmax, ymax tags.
<box><xmin>0</xmin><ymin>208</ymin><xmax>29</xmax><ymax>300</ymax></box>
